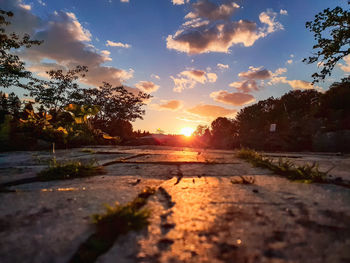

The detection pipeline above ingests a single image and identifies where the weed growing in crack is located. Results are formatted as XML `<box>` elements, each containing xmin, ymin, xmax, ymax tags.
<box><xmin>37</xmin><ymin>158</ymin><xmax>104</xmax><ymax>181</ymax></box>
<box><xmin>69</xmin><ymin>187</ymin><xmax>156</xmax><ymax>263</ymax></box>
<box><xmin>237</xmin><ymin>149</ymin><xmax>327</xmax><ymax>183</ymax></box>
<box><xmin>81</xmin><ymin>148</ymin><xmax>96</xmax><ymax>154</ymax></box>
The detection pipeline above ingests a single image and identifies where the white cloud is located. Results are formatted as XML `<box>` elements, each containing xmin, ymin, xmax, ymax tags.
<box><xmin>171</xmin><ymin>69</ymin><xmax>217</xmax><ymax>92</ymax></box>
<box><xmin>106</xmin><ymin>40</ymin><xmax>131</xmax><ymax>48</ymax></box>
<box><xmin>259</xmin><ymin>9</ymin><xmax>284</xmax><ymax>35</ymax></box>
<box><xmin>19</xmin><ymin>3</ymin><xmax>31</xmax><ymax>10</ymax></box>
<box><xmin>151</xmin><ymin>74</ymin><xmax>160</xmax><ymax>80</ymax></box>
<box><xmin>286</xmin><ymin>59</ymin><xmax>293</xmax><ymax>64</ymax></box>
<box><xmin>167</xmin><ymin>1</ymin><xmax>283</xmax><ymax>54</ymax></box>
<box><xmin>280</xmin><ymin>9</ymin><xmax>288</xmax><ymax>15</ymax></box>
<box><xmin>37</xmin><ymin>0</ymin><xmax>46</xmax><ymax>6</ymax></box>
<box><xmin>121</xmin><ymin>0</ymin><xmax>129</xmax><ymax>2</ymax></box>
<box><xmin>217</xmin><ymin>63</ymin><xmax>229</xmax><ymax>70</ymax></box>
<box><xmin>3</xmin><ymin>0</ymin><xmax>134</xmax><ymax>88</ymax></box>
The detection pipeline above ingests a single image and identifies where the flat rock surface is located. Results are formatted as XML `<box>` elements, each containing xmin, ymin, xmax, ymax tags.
<box><xmin>0</xmin><ymin>146</ymin><xmax>350</xmax><ymax>263</ymax></box>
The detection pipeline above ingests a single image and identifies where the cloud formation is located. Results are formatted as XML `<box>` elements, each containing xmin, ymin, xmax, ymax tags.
<box><xmin>229</xmin><ymin>79</ymin><xmax>259</xmax><ymax>93</ymax></box>
<box><xmin>4</xmin><ymin>0</ymin><xmax>133</xmax><ymax>88</ymax></box>
<box><xmin>187</xmin><ymin>1</ymin><xmax>240</xmax><ymax>21</ymax></box>
<box><xmin>280</xmin><ymin>9</ymin><xmax>288</xmax><ymax>15</ymax></box>
<box><xmin>210</xmin><ymin>90</ymin><xmax>255</xmax><ymax>106</ymax></box>
<box><xmin>172</xmin><ymin>0</ymin><xmax>189</xmax><ymax>5</ymax></box>
<box><xmin>106</xmin><ymin>40</ymin><xmax>131</xmax><ymax>48</ymax></box>
<box><xmin>238</xmin><ymin>66</ymin><xmax>272</xmax><ymax>80</ymax></box>
<box><xmin>217</xmin><ymin>63</ymin><xmax>229</xmax><ymax>70</ymax></box>
<box><xmin>152</xmin><ymin>100</ymin><xmax>183</xmax><ymax>111</ymax></box>
<box><xmin>171</xmin><ymin>69</ymin><xmax>217</xmax><ymax>92</ymax></box>
<box><xmin>187</xmin><ymin>104</ymin><xmax>237</xmax><ymax>118</ymax></box>
<box><xmin>151</xmin><ymin>74</ymin><xmax>161</xmax><ymax>80</ymax></box>
<box><xmin>166</xmin><ymin>1</ymin><xmax>283</xmax><ymax>54</ymax></box>
<box><xmin>230</xmin><ymin>66</ymin><xmax>286</xmax><ymax>93</ymax></box>
<box><xmin>269</xmin><ymin>77</ymin><xmax>316</xmax><ymax>90</ymax></box>
<box><xmin>339</xmin><ymin>55</ymin><xmax>350</xmax><ymax>72</ymax></box>
<box><xmin>135</xmin><ymin>81</ymin><xmax>160</xmax><ymax>93</ymax></box>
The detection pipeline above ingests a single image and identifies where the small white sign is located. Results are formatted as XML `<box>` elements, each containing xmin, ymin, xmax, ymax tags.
<box><xmin>270</xmin><ymin>124</ymin><xmax>276</xmax><ymax>132</ymax></box>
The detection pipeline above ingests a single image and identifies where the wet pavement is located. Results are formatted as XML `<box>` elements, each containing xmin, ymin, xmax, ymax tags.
<box><xmin>0</xmin><ymin>146</ymin><xmax>350</xmax><ymax>263</ymax></box>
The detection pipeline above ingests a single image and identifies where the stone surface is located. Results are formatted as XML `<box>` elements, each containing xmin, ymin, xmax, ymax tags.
<box><xmin>0</xmin><ymin>146</ymin><xmax>350</xmax><ymax>263</ymax></box>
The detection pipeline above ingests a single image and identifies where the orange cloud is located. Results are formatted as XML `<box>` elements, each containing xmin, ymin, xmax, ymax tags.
<box><xmin>172</xmin><ymin>0</ymin><xmax>189</xmax><ymax>5</ymax></box>
<box><xmin>187</xmin><ymin>104</ymin><xmax>237</xmax><ymax>118</ymax></box>
<box><xmin>210</xmin><ymin>90</ymin><xmax>255</xmax><ymax>106</ymax></box>
<box><xmin>339</xmin><ymin>55</ymin><xmax>350</xmax><ymax>72</ymax></box>
<box><xmin>135</xmin><ymin>81</ymin><xmax>160</xmax><ymax>93</ymax></box>
<box><xmin>152</xmin><ymin>100</ymin><xmax>183</xmax><ymax>111</ymax></box>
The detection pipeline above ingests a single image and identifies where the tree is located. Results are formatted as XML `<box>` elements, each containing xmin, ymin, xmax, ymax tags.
<box><xmin>210</xmin><ymin>117</ymin><xmax>238</xmax><ymax>149</ymax></box>
<box><xmin>317</xmin><ymin>78</ymin><xmax>350</xmax><ymax>130</ymax></box>
<box><xmin>84</xmin><ymin>82</ymin><xmax>151</xmax><ymax>123</ymax></box>
<box><xmin>84</xmin><ymin>82</ymin><xmax>151</xmax><ymax>137</ymax></box>
<box><xmin>0</xmin><ymin>10</ymin><xmax>42</xmax><ymax>88</ymax></box>
<box><xmin>27</xmin><ymin>65</ymin><xmax>88</xmax><ymax>111</ymax></box>
<box><xmin>193</xmin><ymin>125</ymin><xmax>209</xmax><ymax>137</ymax></box>
<box><xmin>7</xmin><ymin>92</ymin><xmax>21</xmax><ymax>117</ymax></box>
<box><xmin>303</xmin><ymin>6</ymin><xmax>350</xmax><ymax>83</ymax></box>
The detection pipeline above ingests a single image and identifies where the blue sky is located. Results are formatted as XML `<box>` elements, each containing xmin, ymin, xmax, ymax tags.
<box><xmin>2</xmin><ymin>0</ymin><xmax>349</xmax><ymax>134</ymax></box>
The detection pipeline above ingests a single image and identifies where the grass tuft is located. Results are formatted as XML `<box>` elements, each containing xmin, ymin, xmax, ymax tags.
<box><xmin>70</xmin><ymin>187</ymin><xmax>156</xmax><ymax>263</ymax></box>
<box><xmin>237</xmin><ymin>148</ymin><xmax>326</xmax><ymax>183</ymax></box>
<box><xmin>81</xmin><ymin>148</ymin><xmax>96</xmax><ymax>154</ymax></box>
<box><xmin>37</xmin><ymin>159</ymin><xmax>104</xmax><ymax>181</ymax></box>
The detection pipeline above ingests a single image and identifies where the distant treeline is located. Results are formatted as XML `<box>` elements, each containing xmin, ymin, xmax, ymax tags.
<box><xmin>193</xmin><ymin>78</ymin><xmax>350</xmax><ymax>152</ymax></box>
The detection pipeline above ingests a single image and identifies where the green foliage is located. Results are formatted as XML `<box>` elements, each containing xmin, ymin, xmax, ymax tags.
<box><xmin>237</xmin><ymin>149</ymin><xmax>327</xmax><ymax>183</ymax></box>
<box><xmin>0</xmin><ymin>10</ymin><xmax>42</xmax><ymax>88</ymax></box>
<box><xmin>303</xmin><ymin>6</ymin><xmax>350</xmax><ymax>83</ymax></box>
<box><xmin>27</xmin><ymin>66</ymin><xmax>88</xmax><ymax>111</ymax></box>
<box><xmin>37</xmin><ymin>159</ymin><xmax>105</xmax><ymax>181</ymax></box>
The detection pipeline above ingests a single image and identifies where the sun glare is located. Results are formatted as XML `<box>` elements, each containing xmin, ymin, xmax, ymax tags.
<box><xmin>180</xmin><ymin>127</ymin><xmax>194</xmax><ymax>137</ymax></box>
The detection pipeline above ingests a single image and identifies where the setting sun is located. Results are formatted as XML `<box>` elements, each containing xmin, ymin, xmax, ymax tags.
<box><xmin>180</xmin><ymin>127</ymin><xmax>195</xmax><ymax>137</ymax></box>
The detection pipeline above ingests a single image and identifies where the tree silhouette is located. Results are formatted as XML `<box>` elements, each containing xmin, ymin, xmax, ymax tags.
<box><xmin>303</xmin><ymin>6</ymin><xmax>350</xmax><ymax>83</ymax></box>
<box><xmin>0</xmin><ymin>10</ymin><xmax>42</xmax><ymax>88</ymax></box>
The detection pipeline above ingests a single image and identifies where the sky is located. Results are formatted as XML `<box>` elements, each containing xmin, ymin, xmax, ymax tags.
<box><xmin>1</xmin><ymin>0</ymin><xmax>350</xmax><ymax>134</ymax></box>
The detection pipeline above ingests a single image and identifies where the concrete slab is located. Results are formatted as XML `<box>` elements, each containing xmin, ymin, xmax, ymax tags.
<box><xmin>0</xmin><ymin>146</ymin><xmax>349</xmax><ymax>263</ymax></box>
